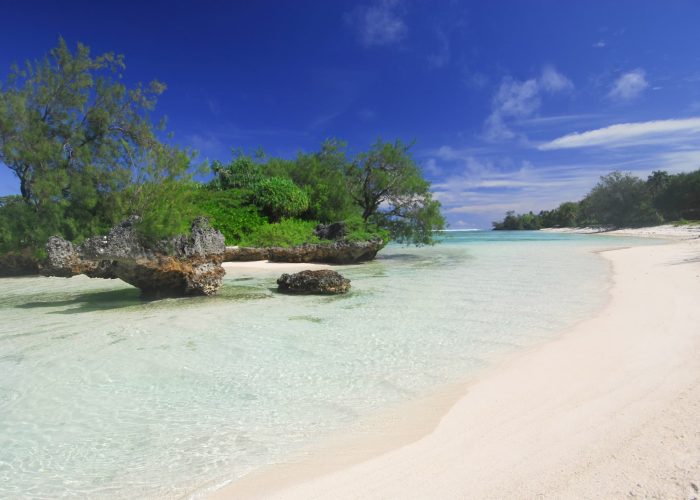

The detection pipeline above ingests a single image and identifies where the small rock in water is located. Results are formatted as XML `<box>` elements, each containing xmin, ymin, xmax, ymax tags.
<box><xmin>277</xmin><ymin>270</ymin><xmax>350</xmax><ymax>295</ymax></box>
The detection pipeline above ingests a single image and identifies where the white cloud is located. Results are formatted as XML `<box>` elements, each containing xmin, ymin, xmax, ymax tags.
<box><xmin>423</xmin><ymin>158</ymin><xmax>441</xmax><ymax>176</ymax></box>
<box><xmin>350</xmin><ymin>0</ymin><xmax>407</xmax><ymax>48</ymax></box>
<box><xmin>538</xmin><ymin>117</ymin><xmax>700</xmax><ymax>150</ymax></box>
<box><xmin>483</xmin><ymin>112</ymin><xmax>517</xmax><ymax>142</ymax></box>
<box><xmin>484</xmin><ymin>66</ymin><xmax>573</xmax><ymax>142</ymax></box>
<box><xmin>493</xmin><ymin>78</ymin><xmax>541</xmax><ymax>118</ymax></box>
<box><xmin>608</xmin><ymin>69</ymin><xmax>648</xmax><ymax>101</ymax></box>
<box><xmin>593</xmin><ymin>40</ymin><xmax>606</xmax><ymax>48</ymax></box>
<box><xmin>539</xmin><ymin>65</ymin><xmax>574</xmax><ymax>93</ymax></box>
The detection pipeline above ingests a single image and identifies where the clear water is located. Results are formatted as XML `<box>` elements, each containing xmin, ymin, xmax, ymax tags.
<box><xmin>0</xmin><ymin>231</ymin><xmax>656</xmax><ymax>498</ymax></box>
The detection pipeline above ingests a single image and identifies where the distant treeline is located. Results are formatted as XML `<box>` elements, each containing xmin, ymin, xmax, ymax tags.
<box><xmin>492</xmin><ymin>169</ymin><xmax>700</xmax><ymax>230</ymax></box>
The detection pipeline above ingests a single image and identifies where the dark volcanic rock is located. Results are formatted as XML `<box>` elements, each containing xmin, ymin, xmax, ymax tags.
<box><xmin>267</xmin><ymin>239</ymin><xmax>384</xmax><ymax>264</ymax></box>
<box><xmin>314</xmin><ymin>221</ymin><xmax>347</xmax><ymax>241</ymax></box>
<box><xmin>277</xmin><ymin>270</ymin><xmax>351</xmax><ymax>294</ymax></box>
<box><xmin>44</xmin><ymin>217</ymin><xmax>225</xmax><ymax>297</ymax></box>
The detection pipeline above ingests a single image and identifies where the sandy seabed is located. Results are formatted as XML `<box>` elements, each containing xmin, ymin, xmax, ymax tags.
<box><xmin>212</xmin><ymin>231</ymin><xmax>700</xmax><ymax>499</ymax></box>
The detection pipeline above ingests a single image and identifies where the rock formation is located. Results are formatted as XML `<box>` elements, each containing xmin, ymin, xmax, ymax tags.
<box><xmin>313</xmin><ymin>221</ymin><xmax>347</xmax><ymax>241</ymax></box>
<box><xmin>223</xmin><ymin>220</ymin><xmax>385</xmax><ymax>265</ymax></box>
<box><xmin>268</xmin><ymin>239</ymin><xmax>384</xmax><ymax>264</ymax></box>
<box><xmin>277</xmin><ymin>269</ymin><xmax>351</xmax><ymax>294</ymax></box>
<box><xmin>223</xmin><ymin>239</ymin><xmax>384</xmax><ymax>265</ymax></box>
<box><xmin>223</xmin><ymin>246</ymin><xmax>270</xmax><ymax>262</ymax></box>
<box><xmin>0</xmin><ymin>251</ymin><xmax>41</xmax><ymax>277</ymax></box>
<box><xmin>43</xmin><ymin>217</ymin><xmax>226</xmax><ymax>297</ymax></box>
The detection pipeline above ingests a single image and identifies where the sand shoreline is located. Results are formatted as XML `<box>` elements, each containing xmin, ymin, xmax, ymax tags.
<box><xmin>541</xmin><ymin>223</ymin><xmax>700</xmax><ymax>239</ymax></box>
<box><xmin>211</xmin><ymin>234</ymin><xmax>700</xmax><ymax>499</ymax></box>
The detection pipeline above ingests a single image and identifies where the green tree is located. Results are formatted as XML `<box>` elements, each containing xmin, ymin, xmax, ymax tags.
<box><xmin>346</xmin><ymin>139</ymin><xmax>445</xmax><ymax>244</ymax></box>
<box><xmin>646</xmin><ymin>170</ymin><xmax>670</xmax><ymax>200</ymax></box>
<box><xmin>210</xmin><ymin>153</ymin><xmax>263</xmax><ymax>190</ymax></box>
<box><xmin>583</xmin><ymin>171</ymin><xmax>660</xmax><ymax>227</ymax></box>
<box><xmin>0</xmin><ymin>38</ymin><xmax>193</xmax><ymax>249</ymax></box>
<box><xmin>255</xmin><ymin>139</ymin><xmax>356</xmax><ymax>222</ymax></box>
<box><xmin>555</xmin><ymin>201</ymin><xmax>579</xmax><ymax>227</ymax></box>
<box><xmin>250</xmin><ymin>177</ymin><xmax>310</xmax><ymax>222</ymax></box>
<box><xmin>654</xmin><ymin>169</ymin><xmax>700</xmax><ymax>220</ymax></box>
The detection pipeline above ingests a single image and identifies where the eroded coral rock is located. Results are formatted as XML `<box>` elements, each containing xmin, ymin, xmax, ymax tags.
<box><xmin>267</xmin><ymin>239</ymin><xmax>384</xmax><ymax>264</ymax></box>
<box><xmin>277</xmin><ymin>270</ymin><xmax>351</xmax><ymax>295</ymax></box>
<box><xmin>44</xmin><ymin>217</ymin><xmax>225</xmax><ymax>298</ymax></box>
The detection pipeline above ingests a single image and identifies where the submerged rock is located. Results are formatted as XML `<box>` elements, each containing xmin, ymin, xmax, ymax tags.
<box><xmin>277</xmin><ymin>270</ymin><xmax>351</xmax><ymax>295</ymax></box>
<box><xmin>44</xmin><ymin>217</ymin><xmax>225</xmax><ymax>298</ymax></box>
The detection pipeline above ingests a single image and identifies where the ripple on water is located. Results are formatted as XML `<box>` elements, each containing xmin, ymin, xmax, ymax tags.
<box><xmin>0</xmin><ymin>233</ymin><xmax>657</xmax><ymax>498</ymax></box>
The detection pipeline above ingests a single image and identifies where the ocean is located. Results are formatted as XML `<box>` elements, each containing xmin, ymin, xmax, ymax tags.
<box><xmin>0</xmin><ymin>231</ymin><xmax>656</xmax><ymax>498</ymax></box>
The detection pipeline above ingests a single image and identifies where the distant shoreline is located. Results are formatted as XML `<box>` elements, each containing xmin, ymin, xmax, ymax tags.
<box><xmin>541</xmin><ymin>223</ymin><xmax>700</xmax><ymax>240</ymax></box>
<box><xmin>210</xmin><ymin>231</ymin><xmax>700</xmax><ymax>499</ymax></box>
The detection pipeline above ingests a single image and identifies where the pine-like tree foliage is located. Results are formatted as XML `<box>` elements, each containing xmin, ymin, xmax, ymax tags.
<box><xmin>0</xmin><ymin>38</ymin><xmax>193</xmax><ymax>251</ymax></box>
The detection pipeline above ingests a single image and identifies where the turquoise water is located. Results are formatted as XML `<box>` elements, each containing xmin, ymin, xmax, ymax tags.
<box><xmin>0</xmin><ymin>232</ymin><xmax>655</xmax><ymax>498</ymax></box>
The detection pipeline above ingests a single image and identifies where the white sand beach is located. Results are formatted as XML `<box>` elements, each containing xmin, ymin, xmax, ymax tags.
<box><xmin>542</xmin><ymin>223</ymin><xmax>700</xmax><ymax>239</ymax></box>
<box><xmin>213</xmin><ymin>232</ymin><xmax>700</xmax><ymax>499</ymax></box>
<box><xmin>223</xmin><ymin>260</ymin><xmax>334</xmax><ymax>275</ymax></box>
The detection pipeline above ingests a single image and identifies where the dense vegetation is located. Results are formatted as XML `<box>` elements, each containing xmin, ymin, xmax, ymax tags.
<box><xmin>492</xmin><ymin>169</ymin><xmax>700</xmax><ymax>230</ymax></box>
<box><xmin>0</xmin><ymin>40</ymin><xmax>445</xmax><ymax>258</ymax></box>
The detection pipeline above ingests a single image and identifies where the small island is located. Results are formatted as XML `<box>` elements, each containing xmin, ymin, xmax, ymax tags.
<box><xmin>0</xmin><ymin>40</ymin><xmax>445</xmax><ymax>295</ymax></box>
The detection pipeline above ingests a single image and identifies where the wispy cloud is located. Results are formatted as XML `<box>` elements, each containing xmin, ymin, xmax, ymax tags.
<box><xmin>539</xmin><ymin>66</ymin><xmax>574</xmax><ymax>93</ymax></box>
<box><xmin>430</xmin><ymin>157</ymin><xmax>597</xmax><ymax>221</ymax></box>
<box><xmin>608</xmin><ymin>69</ymin><xmax>648</xmax><ymax>101</ymax></box>
<box><xmin>357</xmin><ymin>108</ymin><xmax>377</xmax><ymax>121</ymax></box>
<box><xmin>484</xmin><ymin>66</ymin><xmax>573</xmax><ymax>142</ymax></box>
<box><xmin>592</xmin><ymin>40</ymin><xmax>606</xmax><ymax>48</ymax></box>
<box><xmin>427</xmin><ymin>28</ymin><xmax>450</xmax><ymax>68</ymax></box>
<box><xmin>538</xmin><ymin>117</ymin><xmax>700</xmax><ymax>150</ymax></box>
<box><xmin>349</xmin><ymin>0</ymin><xmax>407</xmax><ymax>48</ymax></box>
<box><xmin>207</xmin><ymin>98</ymin><xmax>222</xmax><ymax>115</ymax></box>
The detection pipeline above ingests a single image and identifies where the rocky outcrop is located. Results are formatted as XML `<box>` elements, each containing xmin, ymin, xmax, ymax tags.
<box><xmin>222</xmin><ymin>220</ymin><xmax>385</xmax><ymax>265</ymax></box>
<box><xmin>44</xmin><ymin>237</ymin><xmax>116</xmax><ymax>278</ymax></box>
<box><xmin>223</xmin><ymin>240</ymin><xmax>385</xmax><ymax>265</ymax></box>
<box><xmin>268</xmin><ymin>239</ymin><xmax>384</xmax><ymax>264</ymax></box>
<box><xmin>314</xmin><ymin>221</ymin><xmax>347</xmax><ymax>241</ymax></box>
<box><xmin>44</xmin><ymin>217</ymin><xmax>226</xmax><ymax>297</ymax></box>
<box><xmin>0</xmin><ymin>251</ymin><xmax>41</xmax><ymax>277</ymax></box>
<box><xmin>277</xmin><ymin>270</ymin><xmax>351</xmax><ymax>294</ymax></box>
<box><xmin>223</xmin><ymin>246</ymin><xmax>270</xmax><ymax>262</ymax></box>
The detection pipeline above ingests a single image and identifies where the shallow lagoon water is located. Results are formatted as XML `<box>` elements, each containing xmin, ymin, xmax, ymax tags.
<box><xmin>0</xmin><ymin>232</ymin><xmax>656</xmax><ymax>498</ymax></box>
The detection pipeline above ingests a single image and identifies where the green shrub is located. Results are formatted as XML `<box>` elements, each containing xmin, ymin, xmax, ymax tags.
<box><xmin>239</xmin><ymin>218</ymin><xmax>319</xmax><ymax>247</ymax></box>
<box><xmin>0</xmin><ymin>196</ymin><xmax>45</xmax><ymax>255</ymax></box>
<box><xmin>129</xmin><ymin>180</ymin><xmax>196</xmax><ymax>243</ymax></box>
<box><xmin>192</xmin><ymin>189</ymin><xmax>266</xmax><ymax>244</ymax></box>
<box><xmin>250</xmin><ymin>177</ymin><xmax>310</xmax><ymax>222</ymax></box>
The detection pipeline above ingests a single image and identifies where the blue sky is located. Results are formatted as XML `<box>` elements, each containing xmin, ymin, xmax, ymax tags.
<box><xmin>2</xmin><ymin>1</ymin><xmax>700</xmax><ymax>228</ymax></box>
